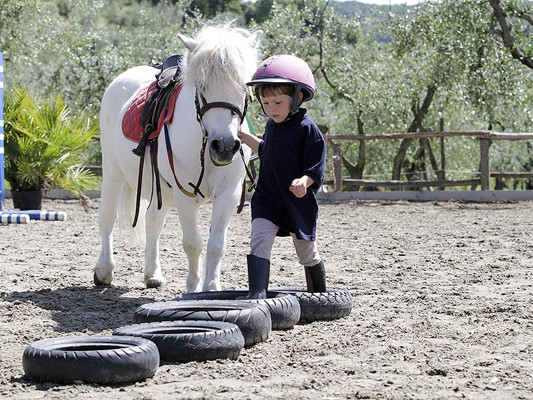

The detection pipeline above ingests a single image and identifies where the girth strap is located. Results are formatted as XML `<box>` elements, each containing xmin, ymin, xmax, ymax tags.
<box><xmin>133</xmin><ymin>150</ymin><xmax>145</xmax><ymax>228</ymax></box>
<box><xmin>149</xmin><ymin>139</ymin><xmax>163</xmax><ymax>210</ymax></box>
<box><xmin>132</xmin><ymin>138</ymin><xmax>164</xmax><ymax>228</ymax></box>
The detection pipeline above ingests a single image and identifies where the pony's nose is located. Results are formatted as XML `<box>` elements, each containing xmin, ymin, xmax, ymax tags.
<box><xmin>210</xmin><ymin>138</ymin><xmax>241</xmax><ymax>156</ymax></box>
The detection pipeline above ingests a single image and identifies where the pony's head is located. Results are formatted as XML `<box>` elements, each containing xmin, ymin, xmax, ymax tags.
<box><xmin>179</xmin><ymin>24</ymin><xmax>262</xmax><ymax>166</ymax></box>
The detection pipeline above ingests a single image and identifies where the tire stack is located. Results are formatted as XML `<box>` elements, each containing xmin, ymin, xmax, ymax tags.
<box><xmin>130</xmin><ymin>299</ymin><xmax>273</xmax><ymax>348</ymax></box>
<box><xmin>22</xmin><ymin>286</ymin><xmax>352</xmax><ymax>385</ymax></box>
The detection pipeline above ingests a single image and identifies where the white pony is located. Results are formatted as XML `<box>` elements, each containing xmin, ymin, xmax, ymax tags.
<box><xmin>94</xmin><ymin>24</ymin><xmax>262</xmax><ymax>291</ymax></box>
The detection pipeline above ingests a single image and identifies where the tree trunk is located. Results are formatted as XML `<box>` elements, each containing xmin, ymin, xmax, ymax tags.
<box><xmin>341</xmin><ymin>111</ymin><xmax>366</xmax><ymax>191</ymax></box>
<box><xmin>439</xmin><ymin>117</ymin><xmax>446</xmax><ymax>190</ymax></box>
<box><xmin>488</xmin><ymin>0</ymin><xmax>533</xmax><ymax>70</ymax></box>
<box><xmin>391</xmin><ymin>84</ymin><xmax>438</xmax><ymax>182</ymax></box>
<box><xmin>422</xmin><ymin>137</ymin><xmax>440</xmax><ymax>187</ymax></box>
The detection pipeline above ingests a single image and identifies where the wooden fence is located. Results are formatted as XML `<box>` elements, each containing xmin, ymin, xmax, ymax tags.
<box><xmin>324</xmin><ymin>131</ymin><xmax>533</xmax><ymax>192</ymax></box>
<box><xmin>81</xmin><ymin>130</ymin><xmax>533</xmax><ymax>202</ymax></box>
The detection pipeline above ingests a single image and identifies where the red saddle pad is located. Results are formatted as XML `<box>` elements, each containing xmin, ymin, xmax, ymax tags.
<box><xmin>122</xmin><ymin>81</ymin><xmax>182</xmax><ymax>143</ymax></box>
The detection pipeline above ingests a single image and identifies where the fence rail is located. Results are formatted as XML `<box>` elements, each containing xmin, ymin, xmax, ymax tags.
<box><xmin>324</xmin><ymin>131</ymin><xmax>533</xmax><ymax>192</ymax></box>
<box><xmin>83</xmin><ymin>130</ymin><xmax>533</xmax><ymax>198</ymax></box>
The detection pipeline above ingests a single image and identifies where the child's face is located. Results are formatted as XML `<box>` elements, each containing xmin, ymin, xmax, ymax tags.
<box><xmin>261</xmin><ymin>93</ymin><xmax>293</xmax><ymax>123</ymax></box>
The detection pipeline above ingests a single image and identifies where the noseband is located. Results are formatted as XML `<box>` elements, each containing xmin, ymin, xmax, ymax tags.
<box><xmin>194</xmin><ymin>89</ymin><xmax>248</xmax><ymax>137</ymax></box>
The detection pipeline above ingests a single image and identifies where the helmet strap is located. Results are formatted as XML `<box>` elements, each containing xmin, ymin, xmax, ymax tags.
<box><xmin>290</xmin><ymin>86</ymin><xmax>304</xmax><ymax>113</ymax></box>
<box><xmin>254</xmin><ymin>87</ymin><xmax>267</xmax><ymax>116</ymax></box>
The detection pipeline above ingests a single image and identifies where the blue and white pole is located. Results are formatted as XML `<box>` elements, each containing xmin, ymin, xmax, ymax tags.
<box><xmin>0</xmin><ymin>52</ymin><xmax>4</xmax><ymax>211</ymax></box>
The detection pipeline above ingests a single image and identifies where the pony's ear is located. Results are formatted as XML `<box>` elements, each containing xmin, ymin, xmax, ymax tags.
<box><xmin>249</xmin><ymin>30</ymin><xmax>263</xmax><ymax>49</ymax></box>
<box><xmin>178</xmin><ymin>34</ymin><xmax>198</xmax><ymax>53</ymax></box>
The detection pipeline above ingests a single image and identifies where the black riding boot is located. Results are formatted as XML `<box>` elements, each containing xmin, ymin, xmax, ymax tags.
<box><xmin>305</xmin><ymin>260</ymin><xmax>327</xmax><ymax>293</ymax></box>
<box><xmin>246</xmin><ymin>254</ymin><xmax>270</xmax><ymax>299</ymax></box>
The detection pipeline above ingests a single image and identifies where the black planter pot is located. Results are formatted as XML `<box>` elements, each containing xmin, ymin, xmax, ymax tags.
<box><xmin>12</xmin><ymin>189</ymin><xmax>44</xmax><ymax>210</ymax></box>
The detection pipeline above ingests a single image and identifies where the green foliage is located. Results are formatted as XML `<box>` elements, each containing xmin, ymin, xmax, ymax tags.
<box><xmin>1</xmin><ymin>0</ymin><xmax>532</xmax><ymax>191</ymax></box>
<box><xmin>0</xmin><ymin>0</ymin><xmax>202</xmax><ymax>114</ymax></box>
<box><xmin>384</xmin><ymin>0</ymin><xmax>532</xmax><ymax>181</ymax></box>
<box><xmin>246</xmin><ymin>0</ymin><xmax>273</xmax><ymax>24</ymax></box>
<box><xmin>4</xmin><ymin>87</ymin><xmax>98</xmax><ymax>199</ymax></box>
<box><xmin>191</xmin><ymin>0</ymin><xmax>244</xmax><ymax>18</ymax></box>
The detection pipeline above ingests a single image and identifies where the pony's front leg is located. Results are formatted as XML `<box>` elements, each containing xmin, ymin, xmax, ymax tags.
<box><xmin>203</xmin><ymin>194</ymin><xmax>239</xmax><ymax>291</ymax></box>
<box><xmin>144</xmin><ymin>204</ymin><xmax>170</xmax><ymax>288</ymax></box>
<box><xmin>177</xmin><ymin>203</ymin><xmax>204</xmax><ymax>292</ymax></box>
<box><xmin>94</xmin><ymin>177</ymin><xmax>123</xmax><ymax>286</ymax></box>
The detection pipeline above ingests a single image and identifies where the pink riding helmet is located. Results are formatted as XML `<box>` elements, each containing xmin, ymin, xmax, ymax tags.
<box><xmin>247</xmin><ymin>55</ymin><xmax>316</xmax><ymax>113</ymax></box>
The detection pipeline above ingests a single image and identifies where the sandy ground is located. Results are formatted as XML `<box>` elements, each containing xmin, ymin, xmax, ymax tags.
<box><xmin>1</xmin><ymin>197</ymin><xmax>533</xmax><ymax>400</ymax></box>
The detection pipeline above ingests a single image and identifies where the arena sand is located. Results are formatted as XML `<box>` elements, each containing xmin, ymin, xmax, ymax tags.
<box><xmin>1</xmin><ymin>198</ymin><xmax>532</xmax><ymax>399</ymax></box>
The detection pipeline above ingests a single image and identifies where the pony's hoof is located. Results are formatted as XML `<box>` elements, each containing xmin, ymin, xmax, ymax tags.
<box><xmin>203</xmin><ymin>282</ymin><xmax>221</xmax><ymax>292</ymax></box>
<box><xmin>145</xmin><ymin>276</ymin><xmax>166</xmax><ymax>289</ymax></box>
<box><xmin>186</xmin><ymin>278</ymin><xmax>203</xmax><ymax>293</ymax></box>
<box><xmin>93</xmin><ymin>269</ymin><xmax>113</xmax><ymax>286</ymax></box>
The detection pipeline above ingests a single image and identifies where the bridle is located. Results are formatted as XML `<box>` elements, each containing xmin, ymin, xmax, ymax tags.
<box><xmin>164</xmin><ymin>85</ymin><xmax>249</xmax><ymax>199</ymax></box>
<box><xmin>195</xmin><ymin>88</ymin><xmax>248</xmax><ymax>134</ymax></box>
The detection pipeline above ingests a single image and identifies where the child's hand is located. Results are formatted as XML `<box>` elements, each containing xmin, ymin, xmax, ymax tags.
<box><xmin>238</xmin><ymin>130</ymin><xmax>261</xmax><ymax>153</ymax></box>
<box><xmin>290</xmin><ymin>176</ymin><xmax>313</xmax><ymax>198</ymax></box>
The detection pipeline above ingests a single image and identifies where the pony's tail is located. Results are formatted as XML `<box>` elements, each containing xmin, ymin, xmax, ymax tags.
<box><xmin>117</xmin><ymin>184</ymin><xmax>147</xmax><ymax>248</ymax></box>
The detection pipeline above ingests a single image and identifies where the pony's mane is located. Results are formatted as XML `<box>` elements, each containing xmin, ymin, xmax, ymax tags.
<box><xmin>181</xmin><ymin>24</ymin><xmax>259</xmax><ymax>95</ymax></box>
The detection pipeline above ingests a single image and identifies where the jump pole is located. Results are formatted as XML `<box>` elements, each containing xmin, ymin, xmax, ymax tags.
<box><xmin>0</xmin><ymin>210</ymin><xmax>67</xmax><ymax>221</ymax></box>
<box><xmin>0</xmin><ymin>213</ymin><xmax>30</xmax><ymax>224</ymax></box>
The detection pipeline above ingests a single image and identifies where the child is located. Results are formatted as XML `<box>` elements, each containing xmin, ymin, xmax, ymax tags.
<box><xmin>239</xmin><ymin>55</ymin><xmax>327</xmax><ymax>299</ymax></box>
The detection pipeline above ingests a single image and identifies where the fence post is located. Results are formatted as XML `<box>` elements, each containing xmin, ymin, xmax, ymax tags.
<box><xmin>331</xmin><ymin>142</ymin><xmax>343</xmax><ymax>192</ymax></box>
<box><xmin>0</xmin><ymin>51</ymin><xmax>4</xmax><ymax>210</ymax></box>
<box><xmin>479</xmin><ymin>138</ymin><xmax>491</xmax><ymax>190</ymax></box>
<box><xmin>439</xmin><ymin>118</ymin><xmax>446</xmax><ymax>190</ymax></box>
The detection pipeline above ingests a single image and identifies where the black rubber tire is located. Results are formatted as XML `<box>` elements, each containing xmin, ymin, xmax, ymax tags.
<box><xmin>269</xmin><ymin>286</ymin><xmax>353</xmax><ymax>323</ymax></box>
<box><xmin>113</xmin><ymin>320</ymin><xmax>244</xmax><ymax>363</ymax></box>
<box><xmin>22</xmin><ymin>335</ymin><xmax>159</xmax><ymax>384</ymax></box>
<box><xmin>133</xmin><ymin>300</ymin><xmax>271</xmax><ymax>347</ymax></box>
<box><xmin>174</xmin><ymin>291</ymin><xmax>300</xmax><ymax>330</ymax></box>
<box><xmin>228</xmin><ymin>286</ymin><xmax>353</xmax><ymax>324</ymax></box>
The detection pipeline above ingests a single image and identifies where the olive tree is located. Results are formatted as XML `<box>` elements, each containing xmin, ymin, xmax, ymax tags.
<box><xmin>0</xmin><ymin>0</ymin><xmax>201</xmax><ymax>113</ymax></box>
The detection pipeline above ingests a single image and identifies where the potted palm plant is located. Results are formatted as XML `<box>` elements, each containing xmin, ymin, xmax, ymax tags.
<box><xmin>4</xmin><ymin>86</ymin><xmax>98</xmax><ymax>210</ymax></box>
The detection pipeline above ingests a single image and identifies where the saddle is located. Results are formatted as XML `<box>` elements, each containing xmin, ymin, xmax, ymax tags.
<box><xmin>123</xmin><ymin>55</ymin><xmax>184</xmax><ymax>147</ymax></box>
<box><xmin>124</xmin><ymin>55</ymin><xmax>183</xmax><ymax>227</ymax></box>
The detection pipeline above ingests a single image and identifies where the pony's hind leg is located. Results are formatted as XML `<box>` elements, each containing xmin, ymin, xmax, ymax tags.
<box><xmin>177</xmin><ymin>203</ymin><xmax>204</xmax><ymax>292</ymax></box>
<box><xmin>94</xmin><ymin>177</ymin><xmax>124</xmax><ymax>285</ymax></box>
<box><xmin>144</xmin><ymin>204</ymin><xmax>170</xmax><ymax>288</ymax></box>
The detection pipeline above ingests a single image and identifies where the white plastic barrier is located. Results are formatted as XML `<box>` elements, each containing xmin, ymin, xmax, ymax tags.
<box><xmin>0</xmin><ymin>213</ymin><xmax>30</xmax><ymax>224</ymax></box>
<box><xmin>1</xmin><ymin>210</ymin><xmax>67</xmax><ymax>221</ymax></box>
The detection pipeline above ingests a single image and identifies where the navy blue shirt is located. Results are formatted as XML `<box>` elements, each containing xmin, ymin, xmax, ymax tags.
<box><xmin>251</xmin><ymin>108</ymin><xmax>326</xmax><ymax>240</ymax></box>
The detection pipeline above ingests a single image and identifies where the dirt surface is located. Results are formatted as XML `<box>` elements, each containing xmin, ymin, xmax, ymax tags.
<box><xmin>1</xmin><ymin>197</ymin><xmax>533</xmax><ymax>400</ymax></box>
